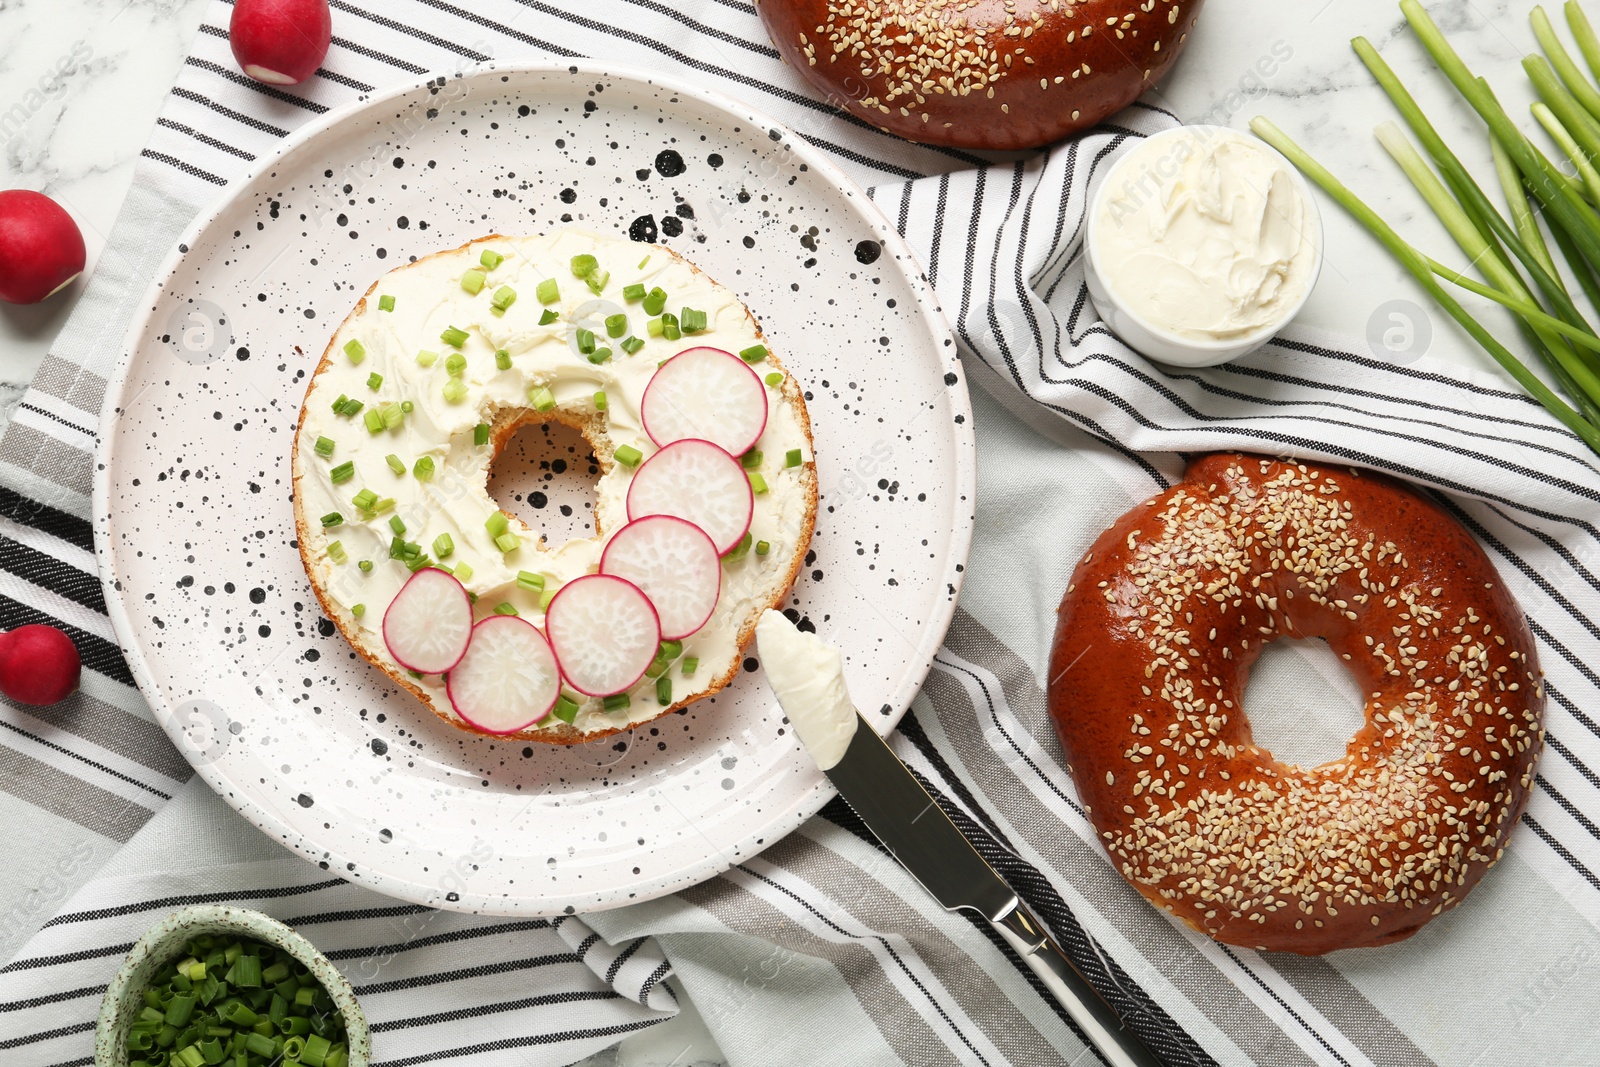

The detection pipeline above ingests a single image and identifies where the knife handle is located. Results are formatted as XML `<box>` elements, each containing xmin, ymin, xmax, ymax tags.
<box><xmin>990</xmin><ymin>898</ymin><xmax>1166</xmax><ymax>1067</ymax></box>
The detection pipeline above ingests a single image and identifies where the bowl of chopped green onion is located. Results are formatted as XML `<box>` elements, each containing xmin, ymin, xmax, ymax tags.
<box><xmin>94</xmin><ymin>905</ymin><xmax>368</xmax><ymax>1067</ymax></box>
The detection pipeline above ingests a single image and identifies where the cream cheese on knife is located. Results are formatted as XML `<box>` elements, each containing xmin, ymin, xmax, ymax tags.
<box><xmin>755</xmin><ymin>609</ymin><xmax>857</xmax><ymax>769</ymax></box>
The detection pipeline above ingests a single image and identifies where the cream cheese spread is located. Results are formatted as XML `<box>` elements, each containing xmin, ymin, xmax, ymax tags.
<box><xmin>1092</xmin><ymin>127</ymin><xmax>1319</xmax><ymax>341</ymax></box>
<box><xmin>754</xmin><ymin>610</ymin><xmax>857</xmax><ymax>770</ymax></box>
<box><xmin>295</xmin><ymin>230</ymin><xmax>814</xmax><ymax>736</ymax></box>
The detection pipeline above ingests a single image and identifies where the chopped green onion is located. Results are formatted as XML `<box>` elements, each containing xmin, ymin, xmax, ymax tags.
<box><xmin>660</xmin><ymin>312</ymin><xmax>681</xmax><ymax>340</ymax></box>
<box><xmin>358</xmin><ymin>560</ymin><xmax>373</xmax><ymax>573</ymax></box>
<box><xmin>493</xmin><ymin>602</ymin><xmax>518</xmax><ymax>616</ymax></box>
<box><xmin>385</xmin><ymin>454</ymin><xmax>405</xmax><ymax>475</ymax></box>
<box><xmin>571</xmin><ymin>253</ymin><xmax>599</xmax><ymax>277</ymax></box>
<box><xmin>614</xmin><ymin>444</ymin><xmax>643</xmax><ymax>467</ymax></box>
<box><xmin>748</xmin><ymin>472</ymin><xmax>768</xmax><ymax>494</ymax></box>
<box><xmin>381</xmin><ymin>402</ymin><xmax>404</xmax><ymax>429</ymax></box>
<box><xmin>539</xmin><ymin>586</ymin><xmax>557</xmax><ymax>611</ymax></box>
<box><xmin>576</xmin><ymin>327</ymin><xmax>596</xmax><ymax>354</ymax></box>
<box><xmin>656</xmin><ymin>677</ymin><xmax>672</xmax><ymax>706</ymax></box>
<box><xmin>166</xmin><ymin>995</ymin><xmax>198</xmax><ymax>1027</ymax></box>
<box><xmin>373</xmin><ymin>496</ymin><xmax>395</xmax><ymax>514</ymax></box>
<box><xmin>474</xmin><ymin>423</ymin><xmax>490</xmax><ymax>446</ymax></box>
<box><xmin>453</xmin><ymin>561</ymin><xmax>473</xmax><ymax>582</ymax></box>
<box><xmin>620</xmin><ymin>336</ymin><xmax>645</xmax><ymax>355</ymax></box>
<box><xmin>336</xmin><ymin>396</ymin><xmax>364</xmax><ymax>416</ymax></box>
<box><xmin>680</xmin><ymin>307</ymin><xmax>707</xmax><ymax>333</ymax></box>
<box><xmin>588</xmin><ymin>347</ymin><xmax>612</xmax><ymax>365</ymax></box>
<box><xmin>494</xmin><ymin>532</ymin><xmax>520</xmax><ymax>553</ymax></box>
<box><xmin>378</xmin><ymin>294</ymin><xmax>395</xmax><ymax>312</ymax></box>
<box><xmin>480</xmin><ymin>249</ymin><xmax>505</xmax><ymax>270</ymax></box>
<box><xmin>442</xmin><ymin>379</ymin><xmax>468</xmax><ymax>404</ymax></box>
<box><xmin>366</xmin><ymin>372</ymin><xmax>384</xmax><ymax>391</ymax></box>
<box><xmin>622</xmin><ymin>283</ymin><xmax>647</xmax><ymax>301</ymax></box>
<box><xmin>646</xmin><ymin>316</ymin><xmax>664</xmax><ymax>338</ymax></box>
<box><xmin>445</xmin><ymin>352</ymin><xmax>468</xmax><ymax>377</ymax></box>
<box><xmin>726</xmin><ymin>531</ymin><xmax>753</xmax><ymax>561</ymax></box>
<box><xmin>765</xmin><ymin>371</ymin><xmax>783</xmax><ymax>386</ymax></box>
<box><xmin>741</xmin><ymin>449</ymin><xmax>763</xmax><ymax>469</ymax></box>
<box><xmin>638</xmin><ymin>254</ymin><xmax>651</xmax><ymax>269</ymax></box>
<box><xmin>529</xmin><ymin>385</ymin><xmax>556</xmax><ymax>411</ymax></box>
<box><xmin>389</xmin><ymin>515</ymin><xmax>406</xmax><ymax>536</ymax></box>
<box><xmin>486</xmin><ymin>512</ymin><xmax>510</xmax><ymax>537</ymax></box>
<box><xmin>536</xmin><ymin>278</ymin><xmax>560</xmax><ymax>304</ymax></box>
<box><xmin>605</xmin><ymin>313</ymin><xmax>628</xmax><ymax>338</ymax></box>
<box><xmin>440</xmin><ymin>326</ymin><xmax>469</xmax><ymax>348</ymax></box>
<box><xmin>586</xmin><ymin>270</ymin><xmax>610</xmax><ymax>295</ymax></box>
<box><xmin>461</xmin><ymin>269</ymin><xmax>486</xmax><ymax>295</ymax></box>
<box><xmin>538</xmin><ymin>308</ymin><xmax>559</xmax><ymax>325</ymax></box>
<box><xmin>594</xmin><ymin>390</ymin><xmax>609</xmax><ymax>411</ymax></box>
<box><xmin>433</xmin><ymin>533</ymin><xmax>454</xmax><ymax>559</ymax></box>
<box><xmin>343</xmin><ymin>339</ymin><xmax>366</xmax><ymax>364</ymax></box>
<box><xmin>352</xmin><ymin>603</ymin><xmax>366</xmax><ymax>618</ymax></box>
<box><xmin>413</xmin><ymin>456</ymin><xmax>435</xmax><ymax>480</ymax></box>
<box><xmin>363</xmin><ymin>409</ymin><xmax>385</xmax><ymax>434</ymax></box>
<box><xmin>314</xmin><ymin>436</ymin><xmax>335</xmax><ymax>457</ymax></box>
<box><xmin>739</xmin><ymin>344</ymin><xmax>767</xmax><ymax>363</ymax></box>
<box><xmin>416</xmin><ymin>349</ymin><xmax>439</xmax><ymax>367</ymax></box>
<box><xmin>491</xmin><ymin>285</ymin><xmax>516</xmax><ymax>312</ymax></box>
<box><xmin>785</xmin><ymin>448</ymin><xmax>803</xmax><ymax>468</ymax></box>
<box><xmin>755</xmin><ymin>539</ymin><xmax>770</xmax><ymax>555</ymax></box>
<box><xmin>603</xmin><ymin>693</ymin><xmax>631</xmax><ymax>712</ymax></box>
<box><xmin>517</xmin><ymin>570</ymin><xmax>545</xmax><ymax>591</ymax></box>
<box><xmin>330</xmin><ymin>461</ymin><xmax>355</xmax><ymax>484</ymax></box>
<box><xmin>351</xmin><ymin>488</ymin><xmax>378</xmax><ymax>512</ymax></box>
<box><xmin>552</xmin><ymin>693</ymin><xmax>580</xmax><ymax>724</ymax></box>
<box><xmin>302</xmin><ymin>1034</ymin><xmax>332</xmax><ymax>1067</ymax></box>
<box><xmin>643</xmin><ymin>287</ymin><xmax>668</xmax><ymax>315</ymax></box>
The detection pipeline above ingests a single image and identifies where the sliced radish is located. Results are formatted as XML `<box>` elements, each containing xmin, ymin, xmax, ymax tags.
<box><xmin>545</xmin><ymin>574</ymin><xmax>661</xmax><ymax>697</ymax></box>
<box><xmin>626</xmin><ymin>439</ymin><xmax>753</xmax><ymax>555</ymax></box>
<box><xmin>446</xmin><ymin>616</ymin><xmax>561</xmax><ymax>734</ymax></box>
<box><xmin>601</xmin><ymin>516</ymin><xmax>721</xmax><ymax>641</ymax></box>
<box><xmin>642</xmin><ymin>346</ymin><xmax>768</xmax><ymax>456</ymax></box>
<box><xmin>382</xmin><ymin>568</ymin><xmax>472</xmax><ymax>674</ymax></box>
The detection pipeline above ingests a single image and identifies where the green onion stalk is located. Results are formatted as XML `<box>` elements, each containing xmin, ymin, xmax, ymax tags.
<box><xmin>1248</xmin><ymin>116</ymin><xmax>1600</xmax><ymax>453</ymax></box>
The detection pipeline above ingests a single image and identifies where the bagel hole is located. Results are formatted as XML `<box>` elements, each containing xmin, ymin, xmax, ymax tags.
<box><xmin>1242</xmin><ymin>636</ymin><xmax>1366</xmax><ymax>769</ymax></box>
<box><xmin>486</xmin><ymin>419</ymin><xmax>601</xmax><ymax>546</ymax></box>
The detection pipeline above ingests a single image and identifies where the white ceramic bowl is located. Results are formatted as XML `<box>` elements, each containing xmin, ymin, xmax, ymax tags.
<box><xmin>95</xmin><ymin>905</ymin><xmax>369</xmax><ymax>1067</ymax></box>
<box><xmin>1084</xmin><ymin>124</ymin><xmax>1323</xmax><ymax>368</ymax></box>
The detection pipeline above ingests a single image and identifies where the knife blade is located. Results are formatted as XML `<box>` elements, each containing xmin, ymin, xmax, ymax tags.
<box><xmin>826</xmin><ymin>709</ymin><xmax>1165</xmax><ymax>1067</ymax></box>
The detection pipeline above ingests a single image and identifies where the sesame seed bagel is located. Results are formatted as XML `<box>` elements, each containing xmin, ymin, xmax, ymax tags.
<box><xmin>1048</xmin><ymin>454</ymin><xmax>1545</xmax><ymax>954</ymax></box>
<box><xmin>757</xmin><ymin>0</ymin><xmax>1205</xmax><ymax>150</ymax></box>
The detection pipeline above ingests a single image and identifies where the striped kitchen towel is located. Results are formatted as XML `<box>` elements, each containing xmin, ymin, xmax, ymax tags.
<box><xmin>5</xmin><ymin>2</ymin><xmax>1600</xmax><ymax>1066</ymax></box>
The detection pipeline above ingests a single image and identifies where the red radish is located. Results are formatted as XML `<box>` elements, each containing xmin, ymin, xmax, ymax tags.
<box><xmin>382</xmin><ymin>568</ymin><xmax>473</xmax><ymax>675</ymax></box>
<box><xmin>447</xmin><ymin>616</ymin><xmax>561</xmax><ymax>733</ymax></box>
<box><xmin>544</xmin><ymin>574</ymin><xmax>660</xmax><ymax>697</ymax></box>
<box><xmin>642</xmin><ymin>347</ymin><xmax>768</xmax><ymax>457</ymax></box>
<box><xmin>0</xmin><ymin>625</ymin><xmax>81</xmax><ymax>706</ymax></box>
<box><xmin>601</xmin><ymin>516</ymin><xmax>720</xmax><ymax>641</ymax></box>
<box><xmin>229</xmin><ymin>0</ymin><xmax>333</xmax><ymax>86</ymax></box>
<box><xmin>627</xmin><ymin>439</ymin><xmax>753</xmax><ymax>555</ymax></box>
<box><xmin>0</xmin><ymin>191</ymin><xmax>86</xmax><ymax>305</ymax></box>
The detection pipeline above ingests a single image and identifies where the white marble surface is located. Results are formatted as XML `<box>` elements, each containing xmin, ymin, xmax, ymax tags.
<box><xmin>0</xmin><ymin>2</ymin><xmax>1583</xmax><ymax>1064</ymax></box>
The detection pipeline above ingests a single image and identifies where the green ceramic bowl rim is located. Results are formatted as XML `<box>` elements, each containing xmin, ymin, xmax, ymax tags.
<box><xmin>94</xmin><ymin>904</ymin><xmax>370</xmax><ymax>1067</ymax></box>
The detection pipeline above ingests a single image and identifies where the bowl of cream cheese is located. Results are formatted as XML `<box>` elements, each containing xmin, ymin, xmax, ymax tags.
<box><xmin>1084</xmin><ymin>124</ymin><xmax>1322</xmax><ymax>368</ymax></box>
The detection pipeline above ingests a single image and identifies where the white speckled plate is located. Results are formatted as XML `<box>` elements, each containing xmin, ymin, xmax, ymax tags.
<box><xmin>95</xmin><ymin>62</ymin><xmax>974</xmax><ymax>915</ymax></box>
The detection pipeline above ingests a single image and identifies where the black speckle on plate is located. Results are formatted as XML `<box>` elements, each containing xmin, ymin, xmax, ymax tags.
<box><xmin>855</xmin><ymin>240</ymin><xmax>882</xmax><ymax>264</ymax></box>
<box><xmin>629</xmin><ymin>214</ymin><xmax>658</xmax><ymax>242</ymax></box>
<box><xmin>654</xmin><ymin>149</ymin><xmax>686</xmax><ymax>177</ymax></box>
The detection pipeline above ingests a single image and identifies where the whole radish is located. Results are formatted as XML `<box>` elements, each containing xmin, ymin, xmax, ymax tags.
<box><xmin>0</xmin><ymin>625</ymin><xmax>82</xmax><ymax>706</ymax></box>
<box><xmin>0</xmin><ymin>190</ymin><xmax>86</xmax><ymax>305</ymax></box>
<box><xmin>229</xmin><ymin>0</ymin><xmax>333</xmax><ymax>86</ymax></box>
